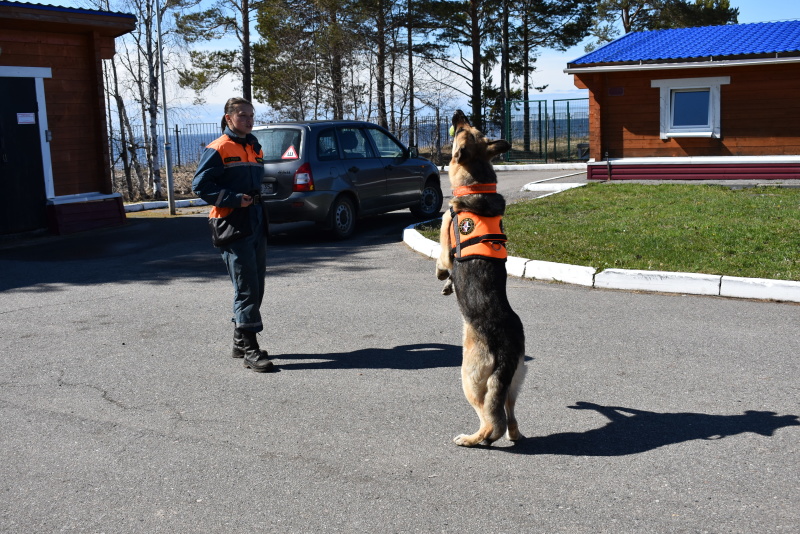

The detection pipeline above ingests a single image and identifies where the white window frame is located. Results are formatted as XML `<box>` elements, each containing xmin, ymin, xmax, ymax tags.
<box><xmin>651</xmin><ymin>76</ymin><xmax>730</xmax><ymax>139</ymax></box>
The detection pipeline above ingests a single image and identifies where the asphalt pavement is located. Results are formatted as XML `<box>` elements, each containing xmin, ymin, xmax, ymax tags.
<box><xmin>0</xmin><ymin>169</ymin><xmax>798</xmax><ymax>533</ymax></box>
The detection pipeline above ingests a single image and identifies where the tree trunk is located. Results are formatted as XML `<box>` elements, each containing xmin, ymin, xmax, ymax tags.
<box><xmin>407</xmin><ymin>0</ymin><xmax>415</xmax><ymax>147</ymax></box>
<box><xmin>500</xmin><ymin>0</ymin><xmax>509</xmax><ymax>141</ymax></box>
<box><xmin>144</xmin><ymin>1</ymin><xmax>162</xmax><ymax>199</ymax></box>
<box><xmin>469</xmin><ymin>0</ymin><xmax>482</xmax><ymax>131</ymax></box>
<box><xmin>522</xmin><ymin>10</ymin><xmax>531</xmax><ymax>152</ymax></box>
<box><xmin>376</xmin><ymin>0</ymin><xmax>387</xmax><ymax>127</ymax></box>
<box><xmin>242</xmin><ymin>0</ymin><xmax>252</xmax><ymax>101</ymax></box>
<box><xmin>147</xmin><ymin>32</ymin><xmax>163</xmax><ymax>199</ymax></box>
<box><xmin>109</xmin><ymin>57</ymin><xmax>134</xmax><ymax>200</ymax></box>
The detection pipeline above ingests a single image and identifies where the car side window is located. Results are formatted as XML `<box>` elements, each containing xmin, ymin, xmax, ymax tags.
<box><xmin>366</xmin><ymin>127</ymin><xmax>405</xmax><ymax>158</ymax></box>
<box><xmin>317</xmin><ymin>128</ymin><xmax>339</xmax><ymax>161</ymax></box>
<box><xmin>337</xmin><ymin>127</ymin><xmax>375</xmax><ymax>160</ymax></box>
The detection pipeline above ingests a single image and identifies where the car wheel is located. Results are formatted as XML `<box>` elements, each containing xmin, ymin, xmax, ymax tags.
<box><xmin>327</xmin><ymin>195</ymin><xmax>356</xmax><ymax>239</ymax></box>
<box><xmin>410</xmin><ymin>180</ymin><xmax>443</xmax><ymax>219</ymax></box>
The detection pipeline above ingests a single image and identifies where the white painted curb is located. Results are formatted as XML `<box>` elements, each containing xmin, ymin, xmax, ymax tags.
<box><xmin>720</xmin><ymin>276</ymin><xmax>800</xmax><ymax>302</ymax></box>
<box><xmin>402</xmin><ymin>226</ymin><xmax>441</xmax><ymax>258</ymax></box>
<box><xmin>506</xmin><ymin>256</ymin><xmax>528</xmax><ymax>278</ymax></box>
<box><xmin>594</xmin><ymin>269</ymin><xmax>721</xmax><ymax>296</ymax></box>
<box><xmin>403</xmin><ymin>226</ymin><xmax>800</xmax><ymax>303</ymax></box>
<box><xmin>125</xmin><ymin>198</ymin><xmax>207</xmax><ymax>213</ymax></box>
<box><xmin>521</xmin><ymin>182</ymin><xmax>586</xmax><ymax>192</ymax></box>
<box><xmin>523</xmin><ymin>259</ymin><xmax>596</xmax><ymax>287</ymax></box>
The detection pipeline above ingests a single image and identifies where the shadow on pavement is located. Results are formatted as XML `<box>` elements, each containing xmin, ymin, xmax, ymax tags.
<box><xmin>0</xmin><ymin>210</ymin><xmax>424</xmax><ymax>292</ymax></box>
<box><xmin>275</xmin><ymin>343</ymin><xmax>463</xmax><ymax>371</ymax></box>
<box><xmin>503</xmin><ymin>401</ymin><xmax>799</xmax><ymax>456</ymax></box>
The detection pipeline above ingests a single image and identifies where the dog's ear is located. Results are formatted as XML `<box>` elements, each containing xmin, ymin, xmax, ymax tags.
<box><xmin>453</xmin><ymin>145</ymin><xmax>471</xmax><ymax>164</ymax></box>
<box><xmin>486</xmin><ymin>139</ymin><xmax>511</xmax><ymax>160</ymax></box>
<box><xmin>453</xmin><ymin>136</ymin><xmax>473</xmax><ymax>164</ymax></box>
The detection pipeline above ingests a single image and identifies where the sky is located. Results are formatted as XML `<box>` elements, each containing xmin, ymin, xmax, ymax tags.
<box><xmin>24</xmin><ymin>0</ymin><xmax>800</xmax><ymax>123</ymax></box>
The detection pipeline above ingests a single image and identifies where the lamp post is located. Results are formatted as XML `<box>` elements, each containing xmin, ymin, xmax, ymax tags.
<box><xmin>155</xmin><ymin>0</ymin><xmax>175</xmax><ymax>215</ymax></box>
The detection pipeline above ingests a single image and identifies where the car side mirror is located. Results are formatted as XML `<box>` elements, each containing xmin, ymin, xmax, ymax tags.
<box><xmin>408</xmin><ymin>146</ymin><xmax>418</xmax><ymax>158</ymax></box>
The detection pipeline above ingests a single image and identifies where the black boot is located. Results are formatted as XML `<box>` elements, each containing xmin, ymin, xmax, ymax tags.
<box><xmin>233</xmin><ymin>328</ymin><xmax>270</xmax><ymax>359</ymax></box>
<box><xmin>240</xmin><ymin>329</ymin><xmax>274</xmax><ymax>373</ymax></box>
<box><xmin>232</xmin><ymin>328</ymin><xmax>246</xmax><ymax>358</ymax></box>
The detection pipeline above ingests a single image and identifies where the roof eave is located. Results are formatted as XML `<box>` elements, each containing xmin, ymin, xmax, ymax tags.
<box><xmin>0</xmin><ymin>3</ymin><xmax>136</xmax><ymax>37</ymax></box>
<box><xmin>565</xmin><ymin>55</ymin><xmax>800</xmax><ymax>74</ymax></box>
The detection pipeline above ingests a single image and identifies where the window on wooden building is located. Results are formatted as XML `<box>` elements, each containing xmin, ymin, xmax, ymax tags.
<box><xmin>651</xmin><ymin>77</ymin><xmax>730</xmax><ymax>139</ymax></box>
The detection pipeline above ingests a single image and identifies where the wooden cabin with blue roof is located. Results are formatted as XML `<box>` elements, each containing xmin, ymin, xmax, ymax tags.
<box><xmin>565</xmin><ymin>20</ymin><xmax>800</xmax><ymax>180</ymax></box>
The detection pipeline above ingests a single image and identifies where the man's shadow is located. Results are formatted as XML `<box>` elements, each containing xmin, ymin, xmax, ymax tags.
<box><xmin>505</xmin><ymin>402</ymin><xmax>799</xmax><ymax>456</ymax></box>
<box><xmin>275</xmin><ymin>343</ymin><xmax>463</xmax><ymax>371</ymax></box>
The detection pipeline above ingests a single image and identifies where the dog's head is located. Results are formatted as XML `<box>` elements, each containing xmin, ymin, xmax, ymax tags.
<box><xmin>449</xmin><ymin>110</ymin><xmax>511</xmax><ymax>188</ymax></box>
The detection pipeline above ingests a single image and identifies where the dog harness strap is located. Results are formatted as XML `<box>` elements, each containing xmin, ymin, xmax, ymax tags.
<box><xmin>452</xmin><ymin>184</ymin><xmax>497</xmax><ymax>197</ymax></box>
<box><xmin>449</xmin><ymin>209</ymin><xmax>507</xmax><ymax>261</ymax></box>
<box><xmin>450</xmin><ymin>207</ymin><xmax>464</xmax><ymax>258</ymax></box>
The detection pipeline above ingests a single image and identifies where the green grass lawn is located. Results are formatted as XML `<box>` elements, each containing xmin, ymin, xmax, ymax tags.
<box><xmin>420</xmin><ymin>183</ymin><xmax>800</xmax><ymax>281</ymax></box>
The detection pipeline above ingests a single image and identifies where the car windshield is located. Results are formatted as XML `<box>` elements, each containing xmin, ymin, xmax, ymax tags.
<box><xmin>253</xmin><ymin>128</ymin><xmax>302</xmax><ymax>163</ymax></box>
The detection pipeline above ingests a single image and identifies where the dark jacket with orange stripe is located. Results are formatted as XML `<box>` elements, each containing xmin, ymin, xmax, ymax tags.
<box><xmin>449</xmin><ymin>207</ymin><xmax>507</xmax><ymax>261</ymax></box>
<box><xmin>192</xmin><ymin>128</ymin><xmax>265</xmax><ymax>223</ymax></box>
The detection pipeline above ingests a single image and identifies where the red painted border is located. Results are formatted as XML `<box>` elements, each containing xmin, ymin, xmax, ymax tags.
<box><xmin>587</xmin><ymin>163</ymin><xmax>800</xmax><ymax>181</ymax></box>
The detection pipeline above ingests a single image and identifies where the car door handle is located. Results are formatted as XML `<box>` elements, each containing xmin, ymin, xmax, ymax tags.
<box><xmin>348</xmin><ymin>166</ymin><xmax>359</xmax><ymax>173</ymax></box>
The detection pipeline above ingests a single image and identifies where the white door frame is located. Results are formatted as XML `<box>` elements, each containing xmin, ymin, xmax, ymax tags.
<box><xmin>0</xmin><ymin>66</ymin><xmax>54</xmax><ymax>198</ymax></box>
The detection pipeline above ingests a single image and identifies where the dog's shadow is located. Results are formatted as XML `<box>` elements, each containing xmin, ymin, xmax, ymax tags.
<box><xmin>276</xmin><ymin>343</ymin><xmax>463</xmax><ymax>371</ymax></box>
<box><xmin>504</xmin><ymin>401</ymin><xmax>799</xmax><ymax>456</ymax></box>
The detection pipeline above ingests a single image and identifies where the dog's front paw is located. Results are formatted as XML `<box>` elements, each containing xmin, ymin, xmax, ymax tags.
<box><xmin>435</xmin><ymin>265</ymin><xmax>450</xmax><ymax>281</ymax></box>
<box><xmin>453</xmin><ymin>434</ymin><xmax>481</xmax><ymax>447</ymax></box>
<box><xmin>441</xmin><ymin>278</ymin><xmax>454</xmax><ymax>296</ymax></box>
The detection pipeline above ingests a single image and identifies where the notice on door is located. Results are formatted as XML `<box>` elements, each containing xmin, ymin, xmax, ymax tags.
<box><xmin>17</xmin><ymin>113</ymin><xmax>36</xmax><ymax>125</ymax></box>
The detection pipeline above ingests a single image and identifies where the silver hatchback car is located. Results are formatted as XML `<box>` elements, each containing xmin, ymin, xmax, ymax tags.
<box><xmin>251</xmin><ymin>120</ymin><xmax>443</xmax><ymax>239</ymax></box>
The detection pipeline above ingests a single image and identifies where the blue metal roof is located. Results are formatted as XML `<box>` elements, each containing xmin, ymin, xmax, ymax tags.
<box><xmin>570</xmin><ymin>20</ymin><xmax>800</xmax><ymax>66</ymax></box>
<box><xmin>0</xmin><ymin>0</ymin><xmax>135</xmax><ymax>19</ymax></box>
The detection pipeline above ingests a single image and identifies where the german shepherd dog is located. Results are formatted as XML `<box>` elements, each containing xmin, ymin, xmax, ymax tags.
<box><xmin>436</xmin><ymin>110</ymin><xmax>526</xmax><ymax>447</ymax></box>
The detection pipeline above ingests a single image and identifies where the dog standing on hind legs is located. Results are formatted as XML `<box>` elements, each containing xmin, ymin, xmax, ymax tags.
<box><xmin>436</xmin><ymin>110</ymin><xmax>526</xmax><ymax>447</ymax></box>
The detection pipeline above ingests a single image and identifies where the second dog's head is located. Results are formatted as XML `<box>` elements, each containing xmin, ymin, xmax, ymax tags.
<box><xmin>449</xmin><ymin>110</ymin><xmax>511</xmax><ymax>189</ymax></box>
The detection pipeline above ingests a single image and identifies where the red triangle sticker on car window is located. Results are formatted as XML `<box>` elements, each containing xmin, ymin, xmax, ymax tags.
<box><xmin>282</xmin><ymin>146</ymin><xmax>299</xmax><ymax>159</ymax></box>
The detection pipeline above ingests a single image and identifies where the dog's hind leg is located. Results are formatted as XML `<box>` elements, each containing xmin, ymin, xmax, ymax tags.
<box><xmin>455</xmin><ymin>374</ymin><xmax>508</xmax><ymax>447</ymax></box>
<box><xmin>454</xmin><ymin>326</ymin><xmax>507</xmax><ymax>447</ymax></box>
<box><xmin>505</xmin><ymin>355</ymin><xmax>527</xmax><ymax>441</ymax></box>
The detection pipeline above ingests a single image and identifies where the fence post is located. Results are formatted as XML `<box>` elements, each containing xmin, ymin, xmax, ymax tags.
<box><xmin>552</xmin><ymin>100</ymin><xmax>557</xmax><ymax>162</ymax></box>
<box><xmin>504</xmin><ymin>100</ymin><xmax>511</xmax><ymax>162</ymax></box>
<box><xmin>174</xmin><ymin>124</ymin><xmax>181</xmax><ymax>167</ymax></box>
<box><xmin>566</xmin><ymin>100</ymin><xmax>571</xmax><ymax>162</ymax></box>
<box><xmin>545</xmin><ymin>101</ymin><xmax>549</xmax><ymax>163</ymax></box>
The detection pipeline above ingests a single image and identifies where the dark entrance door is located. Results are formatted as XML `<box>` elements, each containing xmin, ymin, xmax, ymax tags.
<box><xmin>0</xmin><ymin>77</ymin><xmax>47</xmax><ymax>234</ymax></box>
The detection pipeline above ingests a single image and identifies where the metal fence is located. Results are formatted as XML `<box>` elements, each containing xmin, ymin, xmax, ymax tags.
<box><xmin>110</xmin><ymin>123</ymin><xmax>222</xmax><ymax>171</ymax></box>
<box><xmin>112</xmin><ymin>100</ymin><xmax>589</xmax><ymax>171</ymax></box>
<box><xmin>504</xmin><ymin>98</ymin><xmax>589</xmax><ymax>163</ymax></box>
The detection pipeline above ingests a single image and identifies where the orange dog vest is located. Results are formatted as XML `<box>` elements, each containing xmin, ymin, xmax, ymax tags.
<box><xmin>449</xmin><ymin>207</ymin><xmax>507</xmax><ymax>261</ymax></box>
